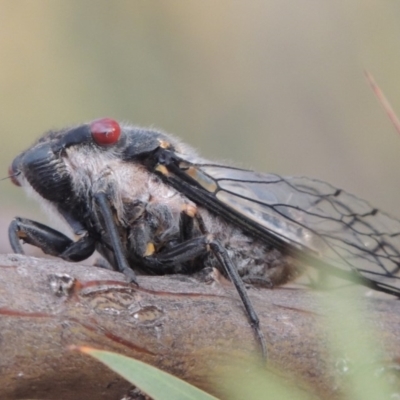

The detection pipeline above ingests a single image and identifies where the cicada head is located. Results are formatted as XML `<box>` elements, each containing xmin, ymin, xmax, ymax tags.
<box><xmin>8</xmin><ymin>118</ymin><xmax>198</xmax><ymax>235</ymax></box>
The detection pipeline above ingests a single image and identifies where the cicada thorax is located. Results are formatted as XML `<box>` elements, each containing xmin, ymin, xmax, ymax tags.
<box><xmin>72</xmin><ymin>157</ymin><xmax>199</xmax><ymax>274</ymax></box>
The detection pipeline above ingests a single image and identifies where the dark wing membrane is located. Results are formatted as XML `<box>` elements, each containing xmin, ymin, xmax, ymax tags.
<box><xmin>196</xmin><ymin>164</ymin><xmax>400</xmax><ymax>291</ymax></box>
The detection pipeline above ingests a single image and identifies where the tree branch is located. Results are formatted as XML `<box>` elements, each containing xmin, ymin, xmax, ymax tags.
<box><xmin>0</xmin><ymin>254</ymin><xmax>399</xmax><ymax>399</ymax></box>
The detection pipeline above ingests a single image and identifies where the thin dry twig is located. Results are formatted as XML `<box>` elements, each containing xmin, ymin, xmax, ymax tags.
<box><xmin>364</xmin><ymin>70</ymin><xmax>400</xmax><ymax>135</ymax></box>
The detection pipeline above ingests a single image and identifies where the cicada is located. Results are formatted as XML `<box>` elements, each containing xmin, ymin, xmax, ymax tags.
<box><xmin>8</xmin><ymin>118</ymin><xmax>400</xmax><ymax>358</ymax></box>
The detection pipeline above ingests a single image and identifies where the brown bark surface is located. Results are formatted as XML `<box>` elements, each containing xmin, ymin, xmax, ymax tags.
<box><xmin>0</xmin><ymin>253</ymin><xmax>399</xmax><ymax>399</ymax></box>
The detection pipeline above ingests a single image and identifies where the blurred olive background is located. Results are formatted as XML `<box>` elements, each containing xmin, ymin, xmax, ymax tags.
<box><xmin>1</xmin><ymin>1</ymin><xmax>400</xmax><ymax>254</ymax></box>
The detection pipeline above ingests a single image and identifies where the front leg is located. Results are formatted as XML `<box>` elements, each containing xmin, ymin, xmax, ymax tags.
<box><xmin>8</xmin><ymin>217</ymin><xmax>95</xmax><ymax>262</ymax></box>
<box><xmin>93</xmin><ymin>192</ymin><xmax>137</xmax><ymax>283</ymax></box>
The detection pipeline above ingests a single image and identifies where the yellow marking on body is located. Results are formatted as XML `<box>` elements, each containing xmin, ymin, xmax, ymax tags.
<box><xmin>182</xmin><ymin>204</ymin><xmax>197</xmax><ymax>218</ymax></box>
<box><xmin>184</xmin><ymin>166</ymin><xmax>218</xmax><ymax>193</ymax></box>
<box><xmin>178</xmin><ymin>161</ymin><xmax>190</xmax><ymax>169</ymax></box>
<box><xmin>155</xmin><ymin>164</ymin><xmax>169</xmax><ymax>176</ymax></box>
<box><xmin>144</xmin><ymin>242</ymin><xmax>155</xmax><ymax>257</ymax></box>
<box><xmin>158</xmin><ymin>140</ymin><xmax>171</xmax><ymax>149</ymax></box>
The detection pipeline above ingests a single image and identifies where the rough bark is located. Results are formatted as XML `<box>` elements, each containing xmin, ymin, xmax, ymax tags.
<box><xmin>0</xmin><ymin>253</ymin><xmax>399</xmax><ymax>400</ymax></box>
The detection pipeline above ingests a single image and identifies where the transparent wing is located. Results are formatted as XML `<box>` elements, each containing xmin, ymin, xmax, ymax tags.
<box><xmin>195</xmin><ymin>163</ymin><xmax>400</xmax><ymax>291</ymax></box>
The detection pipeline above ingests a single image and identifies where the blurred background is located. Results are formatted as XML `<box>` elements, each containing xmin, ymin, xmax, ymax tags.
<box><xmin>1</xmin><ymin>1</ymin><xmax>400</xmax><ymax>254</ymax></box>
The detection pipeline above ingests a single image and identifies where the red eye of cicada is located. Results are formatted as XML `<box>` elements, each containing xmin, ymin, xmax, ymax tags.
<box><xmin>90</xmin><ymin>118</ymin><xmax>121</xmax><ymax>146</ymax></box>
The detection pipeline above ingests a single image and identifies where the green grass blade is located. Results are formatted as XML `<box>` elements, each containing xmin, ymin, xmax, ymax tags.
<box><xmin>77</xmin><ymin>347</ymin><xmax>219</xmax><ymax>400</ymax></box>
